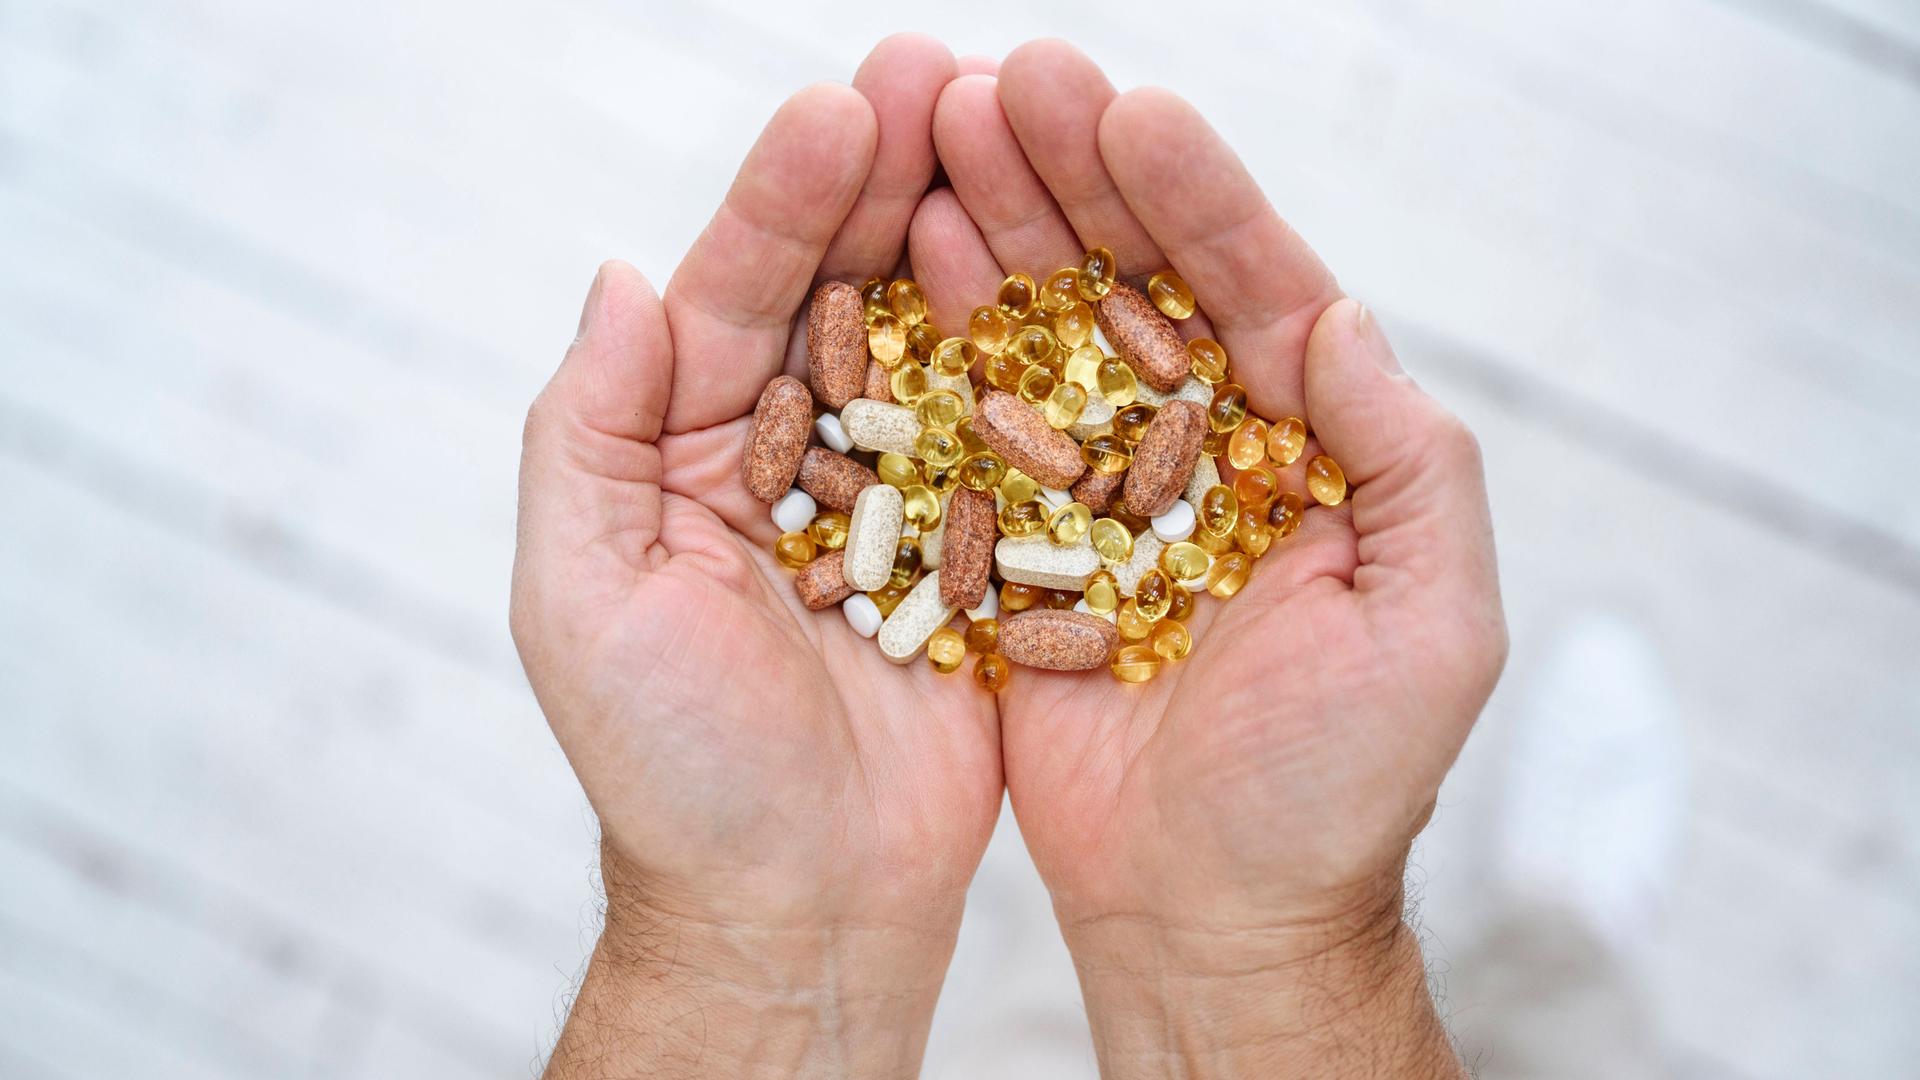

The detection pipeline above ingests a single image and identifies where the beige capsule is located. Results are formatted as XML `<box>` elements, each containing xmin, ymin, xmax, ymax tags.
<box><xmin>994</xmin><ymin>533</ymin><xmax>1100</xmax><ymax>591</ymax></box>
<box><xmin>877</xmin><ymin>571</ymin><xmax>959</xmax><ymax>664</ymax></box>
<box><xmin>841</xmin><ymin>399</ymin><xmax>921</xmax><ymax>456</ymax></box>
<box><xmin>843</xmin><ymin>484</ymin><xmax>905</xmax><ymax>591</ymax></box>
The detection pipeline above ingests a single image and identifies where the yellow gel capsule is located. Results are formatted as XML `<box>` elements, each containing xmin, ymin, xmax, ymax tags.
<box><xmin>1043</xmin><ymin>588</ymin><xmax>1079</xmax><ymax>610</ymax></box>
<box><xmin>1047</xmin><ymin>501</ymin><xmax>1093</xmax><ymax>546</ymax></box>
<box><xmin>1112</xmin><ymin>403</ymin><xmax>1158</xmax><ymax>444</ymax></box>
<box><xmin>774</xmin><ymin>530</ymin><xmax>816</xmax><ymax>569</ymax></box>
<box><xmin>1078</xmin><ymin>246</ymin><xmax>1118</xmax><ymax>301</ymax></box>
<box><xmin>1268</xmin><ymin>416</ymin><xmax>1307</xmax><ymax>466</ymax></box>
<box><xmin>869</xmin><ymin>579</ymin><xmax>911</xmax><ymax>616</ymax></box>
<box><xmin>1063</xmin><ymin>344</ymin><xmax>1105</xmax><ymax>391</ymax></box>
<box><xmin>965</xmin><ymin>617</ymin><xmax>1000</xmax><ymax>654</ymax></box>
<box><xmin>1205</xmin><ymin>552</ymin><xmax>1253</xmax><ymax>599</ymax></box>
<box><xmin>901</xmin><ymin>485</ymin><xmax>943</xmax><ymax>531</ymax></box>
<box><xmin>1235</xmin><ymin>509</ymin><xmax>1274</xmax><ymax>558</ymax></box>
<box><xmin>860</xmin><ymin>277</ymin><xmax>890</xmax><ymax>321</ymax></box>
<box><xmin>1268</xmin><ymin>491</ymin><xmax>1305</xmax><ymax>538</ymax></box>
<box><xmin>1233</xmin><ymin>465</ymin><xmax>1279</xmax><ymax>511</ymax></box>
<box><xmin>926</xmin><ymin>626</ymin><xmax>966</xmax><ymax>673</ymax></box>
<box><xmin>1110</xmin><ymin>644</ymin><xmax>1160</xmax><ymax>683</ymax></box>
<box><xmin>1090</xmin><ymin>517</ymin><xmax>1134</xmax><ymax>563</ymax></box>
<box><xmin>1227</xmin><ymin>417</ymin><xmax>1270</xmax><ymax>470</ymax></box>
<box><xmin>1082</xmin><ymin>432</ymin><xmax>1133</xmax><ymax>475</ymax></box>
<box><xmin>869</xmin><ymin>314</ymin><xmax>908</xmax><ymax>366</ymax></box>
<box><xmin>877</xmin><ymin>453</ymin><xmax>919</xmax><ymax>489</ymax></box>
<box><xmin>999</xmin><ymin>499</ymin><xmax>1048</xmax><ymax>538</ymax></box>
<box><xmin>916</xmin><ymin>426</ymin><xmax>963</xmax><ymax>468</ymax></box>
<box><xmin>1008</xmin><ymin>323</ymin><xmax>1058</xmax><ymax>367</ymax></box>
<box><xmin>915</xmin><ymin>389</ymin><xmax>966</xmax><ymax>429</ymax></box>
<box><xmin>807</xmin><ymin>511</ymin><xmax>850</xmax><ymax>551</ymax></box>
<box><xmin>1198</xmin><ymin>484</ymin><xmax>1239</xmax><ymax>537</ymax></box>
<box><xmin>891</xmin><ymin>363</ymin><xmax>928</xmax><ymax>403</ymax></box>
<box><xmin>887</xmin><ymin>279</ymin><xmax>928</xmax><ymax>326</ymax></box>
<box><xmin>1201</xmin><ymin>429</ymin><xmax>1230</xmax><ymax>458</ymax></box>
<box><xmin>974</xmin><ymin>651</ymin><xmax>1011</xmax><ymax>692</ymax></box>
<box><xmin>1150</xmin><ymin>619</ymin><xmax>1193</xmax><ymax>661</ymax></box>
<box><xmin>1040</xmin><ymin>267</ymin><xmax>1083</xmax><ymax>313</ymax></box>
<box><xmin>955</xmin><ymin>415</ymin><xmax>988</xmax><ymax>455</ymax></box>
<box><xmin>907</xmin><ymin>321</ymin><xmax>942</xmax><ymax>364</ymax></box>
<box><xmin>1147</xmin><ymin>270</ymin><xmax>1196</xmax><ymax>319</ymax></box>
<box><xmin>1096</xmin><ymin>356</ymin><xmax>1138</xmax><ymax>406</ymax></box>
<box><xmin>890</xmin><ymin>536</ymin><xmax>923</xmax><ymax>587</ymax></box>
<box><xmin>922</xmin><ymin>460</ymin><xmax>961</xmax><ymax>492</ymax></box>
<box><xmin>1160</xmin><ymin>541</ymin><xmax>1210</xmax><ymax>582</ymax></box>
<box><xmin>1166</xmin><ymin>581</ymin><xmax>1195</xmax><ymax>623</ymax></box>
<box><xmin>1055</xmin><ymin>301</ymin><xmax>1096</xmax><ymax>349</ymax></box>
<box><xmin>1188</xmin><ymin>338</ymin><xmax>1230</xmax><ymax>385</ymax></box>
<box><xmin>1116</xmin><ymin>598</ymin><xmax>1153</xmax><ymax>642</ymax></box>
<box><xmin>1017</xmin><ymin>363</ymin><xmax>1058</xmax><ymax>406</ymax></box>
<box><xmin>1044</xmin><ymin>382</ymin><xmax>1089</xmax><ymax>429</ymax></box>
<box><xmin>931</xmin><ymin>337</ymin><xmax>977</xmax><ymax>378</ymax></box>
<box><xmin>1134</xmin><ymin>569</ymin><xmax>1172</xmax><ymax>622</ymax></box>
<box><xmin>1084</xmin><ymin>570</ymin><xmax>1120</xmax><ymax>615</ymax></box>
<box><xmin>1192</xmin><ymin>526</ymin><xmax>1233</xmax><ymax>555</ymax></box>
<box><xmin>970</xmin><ymin>304</ymin><xmax>1017</xmax><ymax>355</ymax></box>
<box><xmin>1000</xmin><ymin>580</ymin><xmax>1042</xmax><ymax>612</ymax></box>
<box><xmin>1307</xmin><ymin>455</ymin><xmax>1348</xmax><ymax>506</ymax></box>
<box><xmin>984</xmin><ymin>352</ymin><xmax>1026</xmax><ymax>392</ymax></box>
<box><xmin>1000</xmin><ymin>469</ymin><xmax>1039</xmax><ymax>505</ymax></box>
<box><xmin>1207</xmin><ymin>383</ymin><xmax>1249</xmax><ymax>433</ymax></box>
<box><xmin>958</xmin><ymin>451</ymin><xmax>1007</xmax><ymax>492</ymax></box>
<box><xmin>997</xmin><ymin>272</ymin><xmax>1038</xmax><ymax>318</ymax></box>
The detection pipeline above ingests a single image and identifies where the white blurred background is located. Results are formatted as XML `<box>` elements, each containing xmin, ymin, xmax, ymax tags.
<box><xmin>3</xmin><ymin>0</ymin><xmax>1917</xmax><ymax>1076</ymax></box>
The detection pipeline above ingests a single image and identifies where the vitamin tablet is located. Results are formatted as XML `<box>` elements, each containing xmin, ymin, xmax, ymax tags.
<box><xmin>966</xmin><ymin>586</ymin><xmax>998</xmax><ymax>622</ymax></box>
<box><xmin>1000</xmin><ymin>609</ymin><xmax>1120</xmax><ymax>671</ymax></box>
<box><xmin>995</xmin><ymin>533</ymin><xmax>1100</xmax><ymax>591</ymax></box>
<box><xmin>843</xmin><ymin>484</ymin><xmax>904</xmax><ymax>592</ymax></box>
<box><xmin>842</xmin><ymin>592</ymin><xmax>882</xmax><ymax>637</ymax></box>
<box><xmin>796</xmin><ymin>551</ymin><xmax>855</xmax><ymax>610</ymax></box>
<box><xmin>806</xmin><ymin>282</ymin><xmax>866</xmax><ymax>407</ymax></box>
<box><xmin>938</xmin><ymin>487</ymin><xmax>996</xmax><ymax>610</ymax></box>
<box><xmin>841</xmin><ymin>398</ymin><xmax>921</xmax><ymax>456</ymax></box>
<box><xmin>1070</xmin><ymin>467</ymin><xmax>1126</xmax><ymax>514</ymax></box>
<box><xmin>743</xmin><ymin>375</ymin><xmax>813</xmax><ymax>502</ymax></box>
<box><xmin>863</xmin><ymin>359</ymin><xmax>895</xmax><ymax>403</ymax></box>
<box><xmin>797</xmin><ymin>448</ymin><xmax>880</xmax><ymax>514</ymax></box>
<box><xmin>878</xmin><ymin>571</ymin><xmax>958</xmax><ymax>664</ymax></box>
<box><xmin>815</xmin><ymin>412</ymin><xmax>853</xmax><ymax>454</ymax></box>
<box><xmin>971</xmin><ymin>390</ymin><xmax>1087</xmax><ymax>489</ymax></box>
<box><xmin>1094</xmin><ymin>282</ymin><xmax>1186</xmax><ymax>392</ymax></box>
<box><xmin>1121</xmin><ymin>400</ymin><xmax>1207</xmax><ymax>518</ymax></box>
<box><xmin>1150</xmin><ymin>500</ymin><xmax>1197</xmax><ymax>543</ymax></box>
<box><xmin>771</xmin><ymin>488</ymin><xmax>817</xmax><ymax>535</ymax></box>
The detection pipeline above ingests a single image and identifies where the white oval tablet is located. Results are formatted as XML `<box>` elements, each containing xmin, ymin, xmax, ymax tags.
<box><xmin>772</xmin><ymin>489</ymin><xmax>818</xmax><ymax>534</ymax></box>
<box><xmin>815</xmin><ymin>412</ymin><xmax>853</xmax><ymax>453</ymax></box>
<box><xmin>843</xmin><ymin>484</ymin><xmax>904</xmax><ymax>592</ymax></box>
<box><xmin>842</xmin><ymin>593</ymin><xmax>882</xmax><ymax>638</ymax></box>
<box><xmin>840</xmin><ymin>399</ymin><xmax>920</xmax><ymax>455</ymax></box>
<box><xmin>1151</xmin><ymin>500</ymin><xmax>1196</xmax><ymax>543</ymax></box>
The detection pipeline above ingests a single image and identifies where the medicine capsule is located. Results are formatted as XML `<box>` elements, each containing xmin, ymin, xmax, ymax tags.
<box><xmin>1233</xmin><ymin>465</ymin><xmax>1279</xmax><ymax>511</ymax></box>
<box><xmin>1084</xmin><ymin>569</ymin><xmax>1120</xmax><ymax>615</ymax></box>
<box><xmin>997</xmin><ymin>272</ymin><xmax>1038</xmax><ymax>318</ymax></box>
<box><xmin>1063</xmin><ymin>344</ymin><xmax>1104</xmax><ymax>391</ymax></box>
<box><xmin>1206</xmin><ymin>383</ymin><xmax>1249</xmax><ymax>433</ymax></box>
<box><xmin>1267</xmin><ymin>491</ymin><xmax>1304</xmax><ymax>538</ymax></box>
<box><xmin>1160</xmin><ymin>541</ymin><xmax>1210</xmax><ymax>582</ymax></box>
<box><xmin>1089</xmin><ymin>517</ymin><xmax>1134</xmax><ymax>563</ymax></box>
<box><xmin>891</xmin><ymin>364</ymin><xmax>928</xmax><ymax>404</ymax></box>
<box><xmin>1134</xmin><ymin>568</ymin><xmax>1172</xmax><ymax>622</ymax></box>
<box><xmin>1188</xmin><ymin>338</ymin><xmax>1229</xmax><ymax>385</ymax></box>
<box><xmin>970</xmin><ymin>305</ymin><xmax>1017</xmax><ymax>355</ymax></box>
<box><xmin>1205</xmin><ymin>551</ymin><xmax>1252</xmax><ymax>599</ymax></box>
<box><xmin>1268</xmin><ymin>416</ymin><xmax>1307</xmax><ymax>467</ymax></box>
<box><xmin>1198</xmin><ymin>484</ymin><xmax>1239</xmax><ymax>537</ymax></box>
<box><xmin>955</xmin><ymin>415</ymin><xmax>988</xmax><ymax>455</ymax></box>
<box><xmin>1096</xmin><ymin>357</ymin><xmax>1138</xmax><ymax>407</ymax></box>
<box><xmin>1040</xmin><ymin>267</ymin><xmax>1082</xmax><ymax>313</ymax></box>
<box><xmin>916</xmin><ymin>389</ymin><xmax>966</xmax><ymax>430</ymax></box>
<box><xmin>890</xmin><ymin>536</ymin><xmax>923</xmax><ymax>587</ymax></box>
<box><xmin>1166</xmin><ymin>581</ymin><xmax>1195</xmax><ymax>622</ymax></box>
<box><xmin>926</xmin><ymin>626</ymin><xmax>966</xmax><ymax>673</ymax></box>
<box><xmin>1150</xmin><ymin>619</ymin><xmax>1192</xmax><ymax>661</ymax></box>
<box><xmin>1078</xmin><ymin>246</ymin><xmax>1118</xmax><ymax>301</ymax></box>
<box><xmin>974</xmin><ymin>651</ymin><xmax>1011</xmax><ymax>692</ymax></box>
<box><xmin>965</xmin><ymin>617</ymin><xmax>1000</xmax><ymax>654</ymax></box>
<box><xmin>1112</xmin><ymin>403</ymin><xmax>1158</xmax><ymax>444</ymax></box>
<box><xmin>869</xmin><ymin>579</ymin><xmax>912</xmax><ymax>616</ymax></box>
<box><xmin>1192</xmin><ymin>525</ymin><xmax>1234</xmax><ymax>555</ymax></box>
<box><xmin>1055</xmin><ymin>301</ymin><xmax>1096</xmax><ymax>349</ymax></box>
<box><xmin>1227</xmin><ymin>417</ymin><xmax>1270</xmax><ymax>470</ymax></box>
<box><xmin>877</xmin><ymin>452</ymin><xmax>919</xmax><ymax>489</ymax></box>
<box><xmin>901</xmin><ymin>484</ymin><xmax>943</xmax><ymax>531</ymax></box>
<box><xmin>887</xmin><ymin>279</ymin><xmax>928</xmax><ymax>326</ymax></box>
<box><xmin>922</xmin><ymin>460</ymin><xmax>961</xmax><ymax>492</ymax></box>
<box><xmin>860</xmin><ymin>277</ymin><xmax>890</xmax><ymax>321</ymax></box>
<box><xmin>1008</xmin><ymin>324</ymin><xmax>1058</xmax><ymax>367</ymax></box>
<box><xmin>907</xmin><ymin>321</ymin><xmax>942</xmax><ymax>364</ymax></box>
<box><xmin>1201</xmin><ymin>429</ymin><xmax>1229</xmax><ymax>458</ymax></box>
<box><xmin>931</xmin><ymin>337</ymin><xmax>977</xmax><ymax>378</ymax></box>
<box><xmin>1043</xmin><ymin>588</ymin><xmax>1079</xmax><ymax>610</ymax></box>
<box><xmin>1044</xmin><ymin>383</ymin><xmax>1088</xmax><ymax>429</ymax></box>
<box><xmin>1110</xmin><ymin>643</ymin><xmax>1160</xmax><ymax>683</ymax></box>
<box><xmin>916</xmin><ymin>426</ymin><xmax>963</xmax><ymax>467</ymax></box>
<box><xmin>1307</xmin><ymin>455</ymin><xmax>1348</xmax><ymax>506</ymax></box>
<box><xmin>999</xmin><ymin>499</ymin><xmax>1048</xmax><ymax>538</ymax></box>
<box><xmin>1235</xmin><ymin>509</ymin><xmax>1274</xmax><ymax>558</ymax></box>
<box><xmin>1047</xmin><ymin>501</ymin><xmax>1092</xmax><ymax>546</ymax></box>
<box><xmin>1082</xmin><ymin>432</ymin><xmax>1133</xmax><ymax>475</ymax></box>
<box><xmin>807</xmin><ymin>510</ymin><xmax>850</xmax><ymax>551</ymax></box>
<box><xmin>1017</xmin><ymin>364</ymin><xmax>1058</xmax><ymax>406</ymax></box>
<box><xmin>999</xmin><ymin>469</ymin><xmax>1040</xmax><ymax>505</ymax></box>
<box><xmin>958</xmin><ymin>451</ymin><xmax>1007</xmax><ymax>492</ymax></box>
<box><xmin>1147</xmin><ymin>270</ymin><xmax>1196</xmax><ymax>319</ymax></box>
<box><xmin>869</xmin><ymin>314</ymin><xmax>908</xmax><ymax>366</ymax></box>
<box><xmin>1109</xmin><ymin>504</ymin><xmax>1151</xmax><ymax>537</ymax></box>
<box><xmin>1001</xmin><ymin>580</ymin><xmax>1042</xmax><ymax>612</ymax></box>
<box><xmin>1115</xmin><ymin>599</ymin><xmax>1153</xmax><ymax>641</ymax></box>
<box><xmin>774</xmin><ymin>530</ymin><xmax>816</xmax><ymax>569</ymax></box>
<box><xmin>984</xmin><ymin>353</ymin><xmax>1025</xmax><ymax>393</ymax></box>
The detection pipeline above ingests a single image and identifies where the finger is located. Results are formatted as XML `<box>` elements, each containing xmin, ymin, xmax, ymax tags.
<box><xmin>956</xmin><ymin>54</ymin><xmax>1000</xmax><ymax>76</ymax></box>
<box><xmin>662</xmin><ymin>83</ymin><xmax>877</xmax><ymax>434</ymax></box>
<box><xmin>1098</xmin><ymin>88</ymin><xmax>1344</xmax><ymax>421</ymax></box>
<box><xmin>818</xmin><ymin>34</ymin><xmax>956</xmax><ymax>282</ymax></box>
<box><xmin>932</xmin><ymin>74</ymin><xmax>1083</xmax><ymax>276</ymax></box>
<box><xmin>908</xmin><ymin>187</ymin><xmax>1005</xmax><ymax>336</ymax></box>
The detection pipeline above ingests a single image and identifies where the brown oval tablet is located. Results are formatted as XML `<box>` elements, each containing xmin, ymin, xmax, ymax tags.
<box><xmin>1122</xmin><ymin>399</ymin><xmax>1206</xmax><ymax>517</ymax></box>
<box><xmin>1000</xmin><ymin>609</ymin><xmax>1120</xmax><ymax>671</ymax></box>
<box><xmin>808</xmin><ymin>281</ymin><xmax>867</xmax><ymax>408</ymax></box>
<box><xmin>1096</xmin><ymin>281</ymin><xmax>1187</xmax><ymax>392</ymax></box>
<box><xmin>863</xmin><ymin>359</ymin><xmax>894</xmax><ymax>403</ymax></box>
<box><xmin>742</xmin><ymin>375</ymin><xmax>813</xmax><ymax>502</ymax></box>
<box><xmin>796</xmin><ymin>447</ymin><xmax>879</xmax><ymax>514</ymax></box>
<box><xmin>971</xmin><ymin>390</ymin><xmax>1087</xmax><ymax>489</ymax></box>
<box><xmin>795</xmin><ymin>550</ymin><xmax>855</xmax><ymax>610</ymax></box>
<box><xmin>938</xmin><ymin>487</ymin><xmax>996</xmax><ymax>609</ymax></box>
<box><xmin>1070</xmin><ymin>467</ymin><xmax>1127</xmax><ymax>514</ymax></box>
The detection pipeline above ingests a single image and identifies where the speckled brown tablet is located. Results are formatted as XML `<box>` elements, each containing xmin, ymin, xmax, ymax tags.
<box><xmin>862</xmin><ymin>359</ymin><xmax>894</xmax><ymax>403</ymax></box>
<box><xmin>999</xmin><ymin>609</ymin><xmax>1120</xmax><ymax>671</ymax></box>
<box><xmin>1071</xmin><ymin>468</ymin><xmax>1127</xmax><ymax>514</ymax></box>
<box><xmin>1096</xmin><ymin>282</ymin><xmax>1188</xmax><ymax>392</ymax></box>
<box><xmin>1122</xmin><ymin>399</ymin><xmax>1206</xmax><ymax>517</ymax></box>
<box><xmin>743</xmin><ymin>375</ymin><xmax>813</xmax><ymax>502</ymax></box>
<box><xmin>796</xmin><ymin>447</ymin><xmax>878</xmax><ymax>514</ymax></box>
<box><xmin>972</xmin><ymin>390</ymin><xmax>1087</xmax><ymax>489</ymax></box>
<box><xmin>795</xmin><ymin>551</ymin><xmax>855</xmax><ymax>610</ymax></box>
<box><xmin>807</xmin><ymin>281</ymin><xmax>866</xmax><ymax>408</ymax></box>
<box><xmin>938</xmin><ymin>487</ymin><xmax>995</xmax><ymax>609</ymax></box>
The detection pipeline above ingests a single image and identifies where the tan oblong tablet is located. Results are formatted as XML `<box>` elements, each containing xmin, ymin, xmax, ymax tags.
<box><xmin>938</xmin><ymin>487</ymin><xmax>996</xmax><ymax>610</ymax></box>
<box><xmin>795</xmin><ymin>551</ymin><xmax>855</xmax><ymax>610</ymax></box>
<box><xmin>994</xmin><ymin>533</ymin><xmax>1100</xmax><ymax>591</ymax></box>
<box><xmin>1070</xmin><ymin>467</ymin><xmax>1126</xmax><ymax>515</ymax></box>
<box><xmin>1122</xmin><ymin>400</ymin><xmax>1206</xmax><ymax>517</ymax></box>
<box><xmin>742</xmin><ymin>375</ymin><xmax>813</xmax><ymax>502</ymax></box>
<box><xmin>1095</xmin><ymin>282</ymin><xmax>1187</xmax><ymax>392</ymax></box>
<box><xmin>971</xmin><ymin>390</ymin><xmax>1087</xmax><ymax>489</ymax></box>
<box><xmin>999</xmin><ymin>609</ymin><xmax>1120</xmax><ymax>671</ymax></box>
<box><xmin>796</xmin><ymin>448</ymin><xmax>878</xmax><ymax>514</ymax></box>
<box><xmin>878</xmin><ymin>571</ymin><xmax>958</xmax><ymax>664</ymax></box>
<box><xmin>807</xmin><ymin>281</ymin><xmax>867</xmax><ymax>408</ymax></box>
<box><xmin>841</xmin><ymin>399</ymin><xmax>921</xmax><ymax>456</ymax></box>
<box><xmin>843</xmin><ymin>484</ymin><xmax>904</xmax><ymax>592</ymax></box>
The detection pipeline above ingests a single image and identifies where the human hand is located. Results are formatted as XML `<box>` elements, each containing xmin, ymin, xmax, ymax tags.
<box><xmin>913</xmin><ymin>41</ymin><xmax>1506</xmax><ymax>1076</ymax></box>
<box><xmin>510</xmin><ymin>36</ymin><xmax>1002</xmax><ymax>1076</ymax></box>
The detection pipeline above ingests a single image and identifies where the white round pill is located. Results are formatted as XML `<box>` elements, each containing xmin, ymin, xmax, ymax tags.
<box><xmin>1151</xmin><ymin>499</ymin><xmax>1197</xmax><ymax>543</ymax></box>
<box><xmin>815</xmin><ymin>412</ymin><xmax>853</xmax><ymax>454</ymax></box>
<box><xmin>771</xmin><ymin>489</ymin><xmax>817</xmax><ymax>535</ymax></box>
<box><xmin>842</xmin><ymin>593</ymin><xmax>882</xmax><ymax>638</ymax></box>
<box><xmin>1040</xmin><ymin>486</ymin><xmax>1072</xmax><ymax>508</ymax></box>
<box><xmin>965</xmin><ymin>587</ymin><xmax>998</xmax><ymax>622</ymax></box>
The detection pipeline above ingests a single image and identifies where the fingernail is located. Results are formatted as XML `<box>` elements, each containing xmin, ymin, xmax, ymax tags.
<box><xmin>575</xmin><ymin>265</ymin><xmax>607</xmax><ymax>342</ymax></box>
<box><xmin>1353</xmin><ymin>302</ymin><xmax>1403</xmax><ymax>375</ymax></box>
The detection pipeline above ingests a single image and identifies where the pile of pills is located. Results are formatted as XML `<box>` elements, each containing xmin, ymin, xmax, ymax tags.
<box><xmin>741</xmin><ymin>248</ymin><xmax>1347</xmax><ymax>690</ymax></box>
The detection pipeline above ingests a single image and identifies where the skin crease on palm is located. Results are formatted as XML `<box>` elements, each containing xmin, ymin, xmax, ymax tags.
<box><xmin>511</xmin><ymin>29</ymin><xmax>1507</xmax><ymax>1063</ymax></box>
